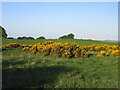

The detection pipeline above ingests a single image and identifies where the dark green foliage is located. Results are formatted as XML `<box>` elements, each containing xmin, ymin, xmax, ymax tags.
<box><xmin>59</xmin><ymin>33</ymin><xmax>74</xmax><ymax>39</ymax></box>
<box><xmin>26</xmin><ymin>37</ymin><xmax>34</xmax><ymax>40</ymax></box>
<box><xmin>7</xmin><ymin>37</ymin><xmax>14</xmax><ymax>39</ymax></box>
<box><xmin>17</xmin><ymin>37</ymin><xmax>24</xmax><ymax>39</ymax></box>
<box><xmin>0</xmin><ymin>26</ymin><xmax>7</xmax><ymax>38</ymax></box>
<box><xmin>67</xmin><ymin>33</ymin><xmax>74</xmax><ymax>39</ymax></box>
<box><xmin>17</xmin><ymin>36</ymin><xmax>34</xmax><ymax>40</ymax></box>
<box><xmin>59</xmin><ymin>35</ymin><xmax>68</xmax><ymax>39</ymax></box>
<box><xmin>36</xmin><ymin>36</ymin><xmax>46</xmax><ymax>39</ymax></box>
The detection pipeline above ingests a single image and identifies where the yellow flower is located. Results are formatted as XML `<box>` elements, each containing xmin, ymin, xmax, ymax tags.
<box><xmin>96</xmin><ymin>54</ymin><xmax>102</xmax><ymax>57</ymax></box>
<box><xmin>2</xmin><ymin>41</ymin><xmax>119</xmax><ymax>58</ymax></box>
<box><xmin>31</xmin><ymin>62</ymin><xmax>36</xmax><ymax>65</ymax></box>
<box><xmin>111</xmin><ymin>50</ymin><xmax>120</xmax><ymax>56</ymax></box>
<box><xmin>99</xmin><ymin>51</ymin><xmax>107</xmax><ymax>56</ymax></box>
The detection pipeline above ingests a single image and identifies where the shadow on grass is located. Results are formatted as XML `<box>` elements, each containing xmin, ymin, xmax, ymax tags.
<box><xmin>2</xmin><ymin>59</ymin><xmax>27</xmax><ymax>68</ymax></box>
<box><xmin>3</xmin><ymin>65</ymin><xmax>74</xmax><ymax>88</ymax></box>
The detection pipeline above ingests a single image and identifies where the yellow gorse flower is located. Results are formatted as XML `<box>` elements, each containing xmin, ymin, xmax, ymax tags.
<box><xmin>1</xmin><ymin>41</ymin><xmax>119</xmax><ymax>58</ymax></box>
<box><xmin>99</xmin><ymin>51</ymin><xmax>107</xmax><ymax>56</ymax></box>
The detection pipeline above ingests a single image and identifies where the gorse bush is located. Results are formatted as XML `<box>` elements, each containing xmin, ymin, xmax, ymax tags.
<box><xmin>1</xmin><ymin>41</ymin><xmax>119</xmax><ymax>58</ymax></box>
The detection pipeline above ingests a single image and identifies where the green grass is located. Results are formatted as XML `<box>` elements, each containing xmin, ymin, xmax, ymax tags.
<box><xmin>2</xmin><ymin>39</ymin><xmax>119</xmax><ymax>88</ymax></box>
<box><xmin>2</xmin><ymin>38</ymin><xmax>118</xmax><ymax>46</ymax></box>
<box><xmin>2</xmin><ymin>48</ymin><xmax>118</xmax><ymax>88</ymax></box>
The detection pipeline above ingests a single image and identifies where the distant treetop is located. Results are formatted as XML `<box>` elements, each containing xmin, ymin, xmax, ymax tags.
<box><xmin>0</xmin><ymin>26</ymin><xmax>7</xmax><ymax>38</ymax></box>
<box><xmin>59</xmin><ymin>33</ymin><xmax>74</xmax><ymax>39</ymax></box>
<box><xmin>17</xmin><ymin>36</ymin><xmax>34</xmax><ymax>39</ymax></box>
<box><xmin>36</xmin><ymin>36</ymin><xmax>46</xmax><ymax>39</ymax></box>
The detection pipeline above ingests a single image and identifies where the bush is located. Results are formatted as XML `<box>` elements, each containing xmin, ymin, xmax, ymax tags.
<box><xmin>0</xmin><ymin>26</ymin><xmax>7</xmax><ymax>38</ymax></box>
<box><xmin>26</xmin><ymin>37</ymin><xmax>34</xmax><ymax>40</ymax></box>
<box><xmin>1</xmin><ymin>41</ymin><xmax>119</xmax><ymax>58</ymax></box>
<box><xmin>59</xmin><ymin>33</ymin><xmax>74</xmax><ymax>39</ymax></box>
<box><xmin>67</xmin><ymin>33</ymin><xmax>74</xmax><ymax>39</ymax></box>
<box><xmin>17</xmin><ymin>36</ymin><xmax>34</xmax><ymax>39</ymax></box>
<box><xmin>17</xmin><ymin>37</ymin><xmax>23</xmax><ymax>39</ymax></box>
<box><xmin>86</xmin><ymin>39</ymin><xmax>93</xmax><ymax>41</ymax></box>
<box><xmin>36</xmin><ymin>36</ymin><xmax>46</xmax><ymax>39</ymax></box>
<box><xmin>7</xmin><ymin>37</ymin><xmax>14</xmax><ymax>39</ymax></box>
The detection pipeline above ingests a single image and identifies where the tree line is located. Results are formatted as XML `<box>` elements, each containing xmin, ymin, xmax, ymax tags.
<box><xmin>0</xmin><ymin>26</ymin><xmax>74</xmax><ymax>39</ymax></box>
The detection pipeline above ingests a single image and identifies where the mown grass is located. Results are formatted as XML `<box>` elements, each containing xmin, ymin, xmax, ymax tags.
<box><xmin>2</xmin><ymin>48</ymin><xmax>118</xmax><ymax>88</ymax></box>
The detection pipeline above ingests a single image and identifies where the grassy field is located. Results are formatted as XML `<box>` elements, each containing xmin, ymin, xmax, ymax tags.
<box><xmin>2</xmin><ymin>39</ymin><xmax>119</xmax><ymax>88</ymax></box>
<box><xmin>2</xmin><ymin>38</ymin><xmax>118</xmax><ymax>46</ymax></box>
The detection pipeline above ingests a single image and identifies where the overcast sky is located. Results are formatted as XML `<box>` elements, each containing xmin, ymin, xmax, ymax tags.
<box><xmin>2</xmin><ymin>2</ymin><xmax>118</xmax><ymax>40</ymax></box>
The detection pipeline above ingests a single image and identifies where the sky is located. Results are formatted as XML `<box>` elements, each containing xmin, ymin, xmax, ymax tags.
<box><xmin>2</xmin><ymin>2</ymin><xmax>118</xmax><ymax>40</ymax></box>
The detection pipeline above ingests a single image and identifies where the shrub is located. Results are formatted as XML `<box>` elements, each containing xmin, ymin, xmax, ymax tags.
<box><xmin>26</xmin><ymin>37</ymin><xmax>34</xmax><ymax>39</ymax></box>
<box><xmin>1</xmin><ymin>41</ymin><xmax>119</xmax><ymax>58</ymax></box>
<box><xmin>59</xmin><ymin>33</ymin><xmax>74</xmax><ymax>39</ymax></box>
<box><xmin>17</xmin><ymin>36</ymin><xmax>34</xmax><ymax>39</ymax></box>
<box><xmin>0</xmin><ymin>26</ymin><xmax>7</xmax><ymax>38</ymax></box>
<box><xmin>36</xmin><ymin>36</ymin><xmax>46</xmax><ymax>39</ymax></box>
<box><xmin>7</xmin><ymin>37</ymin><xmax>14</xmax><ymax>39</ymax></box>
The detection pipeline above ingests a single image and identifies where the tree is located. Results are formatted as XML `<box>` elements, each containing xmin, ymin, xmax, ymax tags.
<box><xmin>17</xmin><ymin>36</ymin><xmax>27</xmax><ymax>39</ymax></box>
<box><xmin>17</xmin><ymin>36</ymin><xmax>34</xmax><ymax>39</ymax></box>
<box><xmin>36</xmin><ymin>36</ymin><xmax>46</xmax><ymax>39</ymax></box>
<box><xmin>7</xmin><ymin>37</ymin><xmax>14</xmax><ymax>39</ymax></box>
<box><xmin>59</xmin><ymin>35</ymin><xmax>67</xmax><ymax>39</ymax></box>
<box><xmin>0</xmin><ymin>26</ymin><xmax>7</xmax><ymax>38</ymax></box>
<box><xmin>59</xmin><ymin>33</ymin><xmax>74</xmax><ymax>39</ymax></box>
<box><xmin>67</xmin><ymin>33</ymin><xmax>74</xmax><ymax>39</ymax></box>
<box><xmin>17</xmin><ymin>37</ymin><xmax>23</xmax><ymax>39</ymax></box>
<box><xmin>26</xmin><ymin>37</ymin><xmax>34</xmax><ymax>39</ymax></box>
